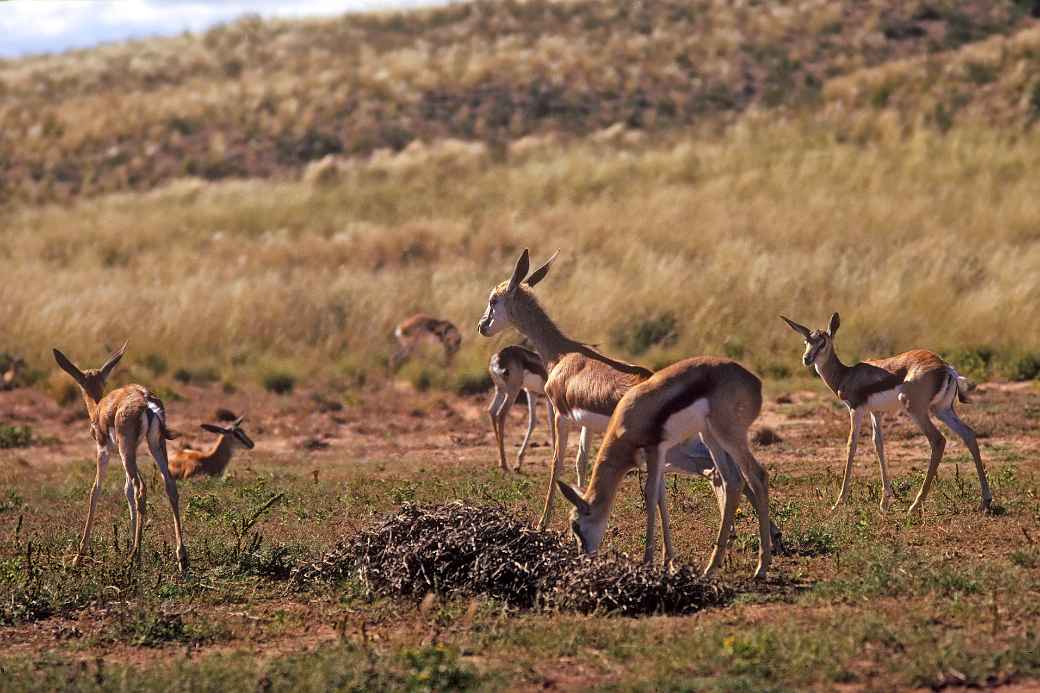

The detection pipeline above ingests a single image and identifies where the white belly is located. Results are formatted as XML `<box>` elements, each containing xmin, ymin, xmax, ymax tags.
<box><xmin>522</xmin><ymin>372</ymin><xmax>545</xmax><ymax>394</ymax></box>
<box><xmin>867</xmin><ymin>388</ymin><xmax>903</xmax><ymax>413</ymax></box>
<box><xmin>569</xmin><ymin>408</ymin><xmax>612</xmax><ymax>432</ymax></box>
<box><xmin>661</xmin><ymin>398</ymin><xmax>711</xmax><ymax>444</ymax></box>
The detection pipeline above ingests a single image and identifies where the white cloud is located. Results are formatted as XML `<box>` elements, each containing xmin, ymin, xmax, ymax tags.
<box><xmin>0</xmin><ymin>0</ymin><xmax>452</xmax><ymax>58</ymax></box>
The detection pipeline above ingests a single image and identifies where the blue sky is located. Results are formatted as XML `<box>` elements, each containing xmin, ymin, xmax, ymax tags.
<box><xmin>0</xmin><ymin>0</ymin><xmax>451</xmax><ymax>58</ymax></box>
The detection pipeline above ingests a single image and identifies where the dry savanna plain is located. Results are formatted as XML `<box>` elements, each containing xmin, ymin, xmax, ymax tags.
<box><xmin>2</xmin><ymin>1</ymin><xmax>1040</xmax><ymax>691</ymax></box>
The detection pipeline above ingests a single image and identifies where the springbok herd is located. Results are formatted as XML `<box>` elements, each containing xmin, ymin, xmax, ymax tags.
<box><xmin>51</xmin><ymin>249</ymin><xmax>992</xmax><ymax>580</ymax></box>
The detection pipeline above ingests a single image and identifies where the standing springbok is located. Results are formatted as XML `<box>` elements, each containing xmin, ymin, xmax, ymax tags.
<box><xmin>477</xmin><ymin>250</ymin><xmax>779</xmax><ymax>556</ymax></box>
<box><xmin>780</xmin><ymin>313</ymin><xmax>993</xmax><ymax>514</ymax></box>
<box><xmin>53</xmin><ymin>344</ymin><xmax>188</xmax><ymax>573</ymax></box>
<box><xmin>169</xmin><ymin>414</ymin><xmax>255</xmax><ymax>480</ymax></box>
<box><xmin>487</xmin><ymin>344</ymin><xmax>555</xmax><ymax>473</ymax></box>
<box><xmin>390</xmin><ymin>314</ymin><xmax>462</xmax><ymax>371</ymax></box>
<box><xmin>557</xmin><ymin>357</ymin><xmax>773</xmax><ymax>578</ymax></box>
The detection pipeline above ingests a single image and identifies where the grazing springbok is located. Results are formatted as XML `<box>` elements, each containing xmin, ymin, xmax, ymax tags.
<box><xmin>477</xmin><ymin>250</ymin><xmax>780</xmax><ymax>556</ymax></box>
<box><xmin>558</xmin><ymin>357</ymin><xmax>773</xmax><ymax>578</ymax></box>
<box><xmin>390</xmin><ymin>314</ymin><xmax>462</xmax><ymax>371</ymax></box>
<box><xmin>53</xmin><ymin>344</ymin><xmax>188</xmax><ymax>573</ymax></box>
<box><xmin>487</xmin><ymin>344</ymin><xmax>555</xmax><ymax>473</ymax></box>
<box><xmin>780</xmin><ymin>313</ymin><xmax>992</xmax><ymax>514</ymax></box>
<box><xmin>169</xmin><ymin>414</ymin><xmax>255</xmax><ymax>480</ymax></box>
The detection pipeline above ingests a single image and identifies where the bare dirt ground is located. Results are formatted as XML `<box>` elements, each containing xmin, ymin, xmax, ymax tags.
<box><xmin>1</xmin><ymin>376</ymin><xmax>1038</xmax><ymax>691</ymax></box>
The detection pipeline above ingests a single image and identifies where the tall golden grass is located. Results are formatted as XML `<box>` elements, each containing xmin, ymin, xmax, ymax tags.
<box><xmin>3</xmin><ymin>121</ymin><xmax>1039</xmax><ymax>389</ymax></box>
<box><xmin>1</xmin><ymin>0</ymin><xmax>1033</xmax><ymax>205</ymax></box>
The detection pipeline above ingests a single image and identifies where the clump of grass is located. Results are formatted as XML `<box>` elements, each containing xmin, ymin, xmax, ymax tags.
<box><xmin>0</xmin><ymin>424</ymin><xmax>32</xmax><ymax>449</ymax></box>
<box><xmin>611</xmin><ymin>312</ymin><xmax>679</xmax><ymax>356</ymax></box>
<box><xmin>261</xmin><ymin>370</ymin><xmax>297</xmax><ymax>395</ymax></box>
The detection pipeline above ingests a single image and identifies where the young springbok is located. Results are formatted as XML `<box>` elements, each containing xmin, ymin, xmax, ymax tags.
<box><xmin>487</xmin><ymin>344</ymin><xmax>555</xmax><ymax>473</ymax></box>
<box><xmin>477</xmin><ymin>250</ymin><xmax>779</xmax><ymax>555</ymax></box>
<box><xmin>169</xmin><ymin>415</ymin><xmax>255</xmax><ymax>480</ymax></box>
<box><xmin>390</xmin><ymin>314</ymin><xmax>462</xmax><ymax>371</ymax></box>
<box><xmin>780</xmin><ymin>313</ymin><xmax>992</xmax><ymax>514</ymax></box>
<box><xmin>53</xmin><ymin>344</ymin><xmax>188</xmax><ymax>573</ymax></box>
<box><xmin>557</xmin><ymin>357</ymin><xmax>773</xmax><ymax>578</ymax></box>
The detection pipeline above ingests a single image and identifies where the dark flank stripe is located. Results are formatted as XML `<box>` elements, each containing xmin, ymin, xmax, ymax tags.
<box><xmin>648</xmin><ymin>375</ymin><xmax>716</xmax><ymax>443</ymax></box>
<box><xmin>842</xmin><ymin>368</ymin><xmax>907</xmax><ymax>408</ymax></box>
<box><xmin>514</xmin><ymin>346</ymin><xmax>548</xmax><ymax>380</ymax></box>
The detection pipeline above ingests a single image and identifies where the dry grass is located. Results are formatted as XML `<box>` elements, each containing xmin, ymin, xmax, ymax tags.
<box><xmin>0</xmin><ymin>0</ymin><xmax>1034</xmax><ymax>205</ymax></box>
<box><xmin>1</xmin><ymin>121</ymin><xmax>1039</xmax><ymax>389</ymax></box>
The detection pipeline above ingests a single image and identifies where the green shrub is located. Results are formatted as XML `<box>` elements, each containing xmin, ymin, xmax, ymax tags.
<box><xmin>0</xmin><ymin>425</ymin><xmax>32</xmax><ymax>449</ymax></box>
<box><xmin>611</xmin><ymin>312</ymin><xmax>679</xmax><ymax>356</ymax></box>
<box><xmin>1008</xmin><ymin>352</ymin><xmax>1040</xmax><ymax>381</ymax></box>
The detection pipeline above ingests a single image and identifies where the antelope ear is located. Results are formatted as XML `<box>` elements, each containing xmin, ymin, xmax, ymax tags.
<box><xmin>201</xmin><ymin>423</ymin><xmax>228</xmax><ymax>435</ymax></box>
<box><xmin>53</xmin><ymin>349</ymin><xmax>86</xmax><ymax>386</ymax></box>
<box><xmin>557</xmin><ymin>481</ymin><xmax>590</xmax><ymax>515</ymax></box>
<box><xmin>232</xmin><ymin>414</ymin><xmax>245</xmax><ymax>427</ymax></box>
<box><xmin>779</xmin><ymin>315</ymin><xmax>811</xmax><ymax>340</ymax></box>
<box><xmin>828</xmin><ymin>312</ymin><xmax>841</xmax><ymax>337</ymax></box>
<box><xmin>524</xmin><ymin>249</ymin><xmax>559</xmax><ymax>288</ymax></box>
<box><xmin>99</xmin><ymin>341</ymin><xmax>128</xmax><ymax>381</ymax></box>
<box><xmin>506</xmin><ymin>248</ymin><xmax>530</xmax><ymax>292</ymax></box>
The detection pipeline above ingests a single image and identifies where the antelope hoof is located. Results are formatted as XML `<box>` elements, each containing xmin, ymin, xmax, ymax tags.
<box><xmin>752</xmin><ymin>564</ymin><xmax>768</xmax><ymax>580</ymax></box>
<box><xmin>979</xmin><ymin>498</ymin><xmax>993</xmax><ymax>514</ymax></box>
<box><xmin>177</xmin><ymin>547</ymin><xmax>190</xmax><ymax>575</ymax></box>
<box><xmin>906</xmin><ymin>501</ymin><xmax>924</xmax><ymax>516</ymax></box>
<box><xmin>830</xmin><ymin>500</ymin><xmax>844</xmax><ymax>512</ymax></box>
<box><xmin>880</xmin><ymin>495</ymin><xmax>894</xmax><ymax>513</ymax></box>
<box><xmin>71</xmin><ymin>553</ymin><xmax>84</xmax><ymax>568</ymax></box>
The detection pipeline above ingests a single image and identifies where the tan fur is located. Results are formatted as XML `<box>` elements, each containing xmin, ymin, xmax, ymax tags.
<box><xmin>561</xmin><ymin>357</ymin><xmax>773</xmax><ymax>578</ymax></box>
<box><xmin>52</xmin><ymin>344</ymin><xmax>189</xmax><ymax>574</ymax></box>
<box><xmin>781</xmin><ymin>313</ymin><xmax>992</xmax><ymax>514</ymax></box>
<box><xmin>390</xmin><ymin>313</ymin><xmax>462</xmax><ymax>370</ymax></box>
<box><xmin>169</xmin><ymin>436</ymin><xmax>234</xmax><ymax>479</ymax></box>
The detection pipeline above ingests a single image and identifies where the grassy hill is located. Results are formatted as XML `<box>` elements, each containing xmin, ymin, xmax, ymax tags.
<box><xmin>1</xmin><ymin>0</ymin><xmax>1037</xmax><ymax>205</ymax></box>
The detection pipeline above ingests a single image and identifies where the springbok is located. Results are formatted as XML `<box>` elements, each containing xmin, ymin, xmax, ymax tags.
<box><xmin>557</xmin><ymin>357</ymin><xmax>773</xmax><ymax>578</ymax></box>
<box><xmin>53</xmin><ymin>344</ymin><xmax>188</xmax><ymax>573</ymax></box>
<box><xmin>390</xmin><ymin>314</ymin><xmax>462</xmax><ymax>371</ymax></box>
<box><xmin>1</xmin><ymin>356</ymin><xmax>25</xmax><ymax>390</ymax></box>
<box><xmin>477</xmin><ymin>250</ymin><xmax>780</xmax><ymax>556</ymax></box>
<box><xmin>780</xmin><ymin>313</ymin><xmax>992</xmax><ymax>514</ymax></box>
<box><xmin>487</xmin><ymin>344</ymin><xmax>555</xmax><ymax>473</ymax></box>
<box><xmin>169</xmin><ymin>414</ymin><xmax>255</xmax><ymax>480</ymax></box>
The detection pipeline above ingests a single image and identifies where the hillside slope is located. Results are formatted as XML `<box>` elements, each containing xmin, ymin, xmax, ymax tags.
<box><xmin>1</xmin><ymin>0</ymin><xmax>1036</xmax><ymax>205</ymax></box>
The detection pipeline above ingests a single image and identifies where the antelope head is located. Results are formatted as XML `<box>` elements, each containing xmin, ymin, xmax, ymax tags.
<box><xmin>201</xmin><ymin>414</ymin><xmax>255</xmax><ymax>450</ymax></box>
<box><xmin>52</xmin><ymin>342</ymin><xmax>128</xmax><ymax>405</ymax></box>
<box><xmin>477</xmin><ymin>248</ymin><xmax>559</xmax><ymax>337</ymax></box>
<box><xmin>779</xmin><ymin>313</ymin><xmax>841</xmax><ymax>369</ymax></box>
<box><xmin>557</xmin><ymin>481</ymin><xmax>607</xmax><ymax>556</ymax></box>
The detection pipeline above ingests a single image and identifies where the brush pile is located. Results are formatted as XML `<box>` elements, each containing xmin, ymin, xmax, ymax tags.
<box><xmin>294</xmin><ymin>502</ymin><xmax>730</xmax><ymax>616</ymax></box>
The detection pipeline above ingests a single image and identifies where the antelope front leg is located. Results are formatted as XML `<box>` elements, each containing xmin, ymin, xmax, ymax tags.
<box><xmin>870</xmin><ymin>413</ymin><xmax>895</xmax><ymax>512</ymax></box>
<box><xmin>515</xmin><ymin>391</ymin><xmax>537</xmax><ymax>472</ymax></box>
<box><xmin>575</xmin><ymin>426</ymin><xmax>591</xmax><ymax>489</ymax></box>
<box><xmin>537</xmin><ymin>416</ymin><xmax>570</xmax><ymax>530</ymax></box>
<box><xmin>74</xmin><ymin>444</ymin><xmax>110</xmax><ymax>566</ymax></box>
<box><xmin>833</xmin><ymin>408</ymin><xmax>865</xmax><ymax>510</ymax></box>
<box><xmin>487</xmin><ymin>389</ymin><xmax>509</xmax><ymax>471</ymax></box>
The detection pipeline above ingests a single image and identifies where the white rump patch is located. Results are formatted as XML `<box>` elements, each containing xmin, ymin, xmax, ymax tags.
<box><xmin>866</xmin><ymin>387</ymin><xmax>903</xmax><ymax>413</ymax></box>
<box><xmin>147</xmin><ymin>400</ymin><xmax>166</xmax><ymax>424</ymax></box>
<box><xmin>569</xmin><ymin>408</ymin><xmax>612</xmax><ymax>432</ymax></box>
<box><xmin>662</xmin><ymin>398</ymin><xmax>710</xmax><ymax>444</ymax></box>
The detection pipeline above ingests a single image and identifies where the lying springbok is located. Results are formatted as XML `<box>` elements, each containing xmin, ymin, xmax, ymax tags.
<box><xmin>487</xmin><ymin>344</ymin><xmax>555</xmax><ymax>473</ymax></box>
<box><xmin>169</xmin><ymin>415</ymin><xmax>255</xmax><ymax>480</ymax></box>
<box><xmin>53</xmin><ymin>344</ymin><xmax>188</xmax><ymax>573</ymax></box>
<box><xmin>780</xmin><ymin>313</ymin><xmax>992</xmax><ymax>514</ymax></box>
<box><xmin>558</xmin><ymin>357</ymin><xmax>773</xmax><ymax>578</ymax></box>
<box><xmin>390</xmin><ymin>314</ymin><xmax>462</xmax><ymax>371</ymax></box>
<box><xmin>477</xmin><ymin>250</ymin><xmax>780</xmax><ymax>556</ymax></box>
